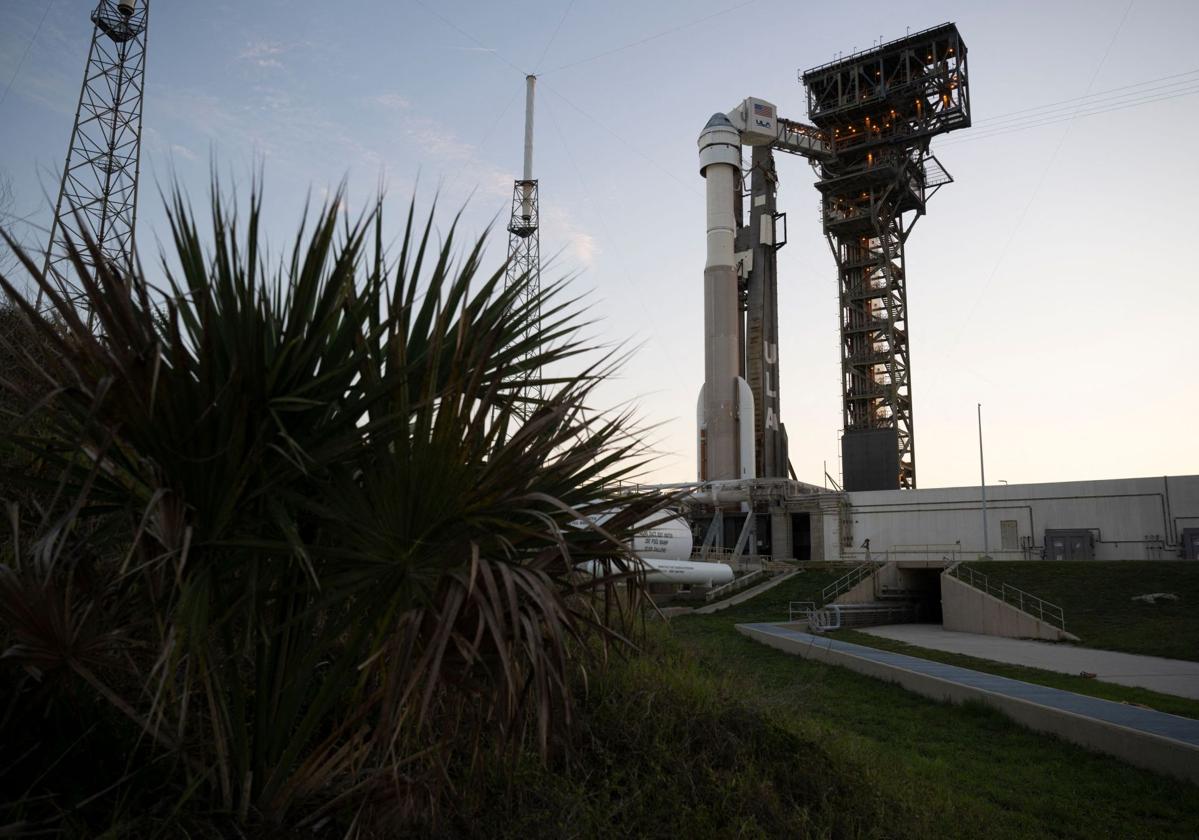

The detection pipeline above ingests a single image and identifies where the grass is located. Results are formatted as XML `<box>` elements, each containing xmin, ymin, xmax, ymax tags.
<box><xmin>964</xmin><ymin>562</ymin><xmax>1199</xmax><ymax>661</ymax></box>
<box><xmin>831</xmin><ymin>628</ymin><xmax>1199</xmax><ymax>720</ymax></box>
<box><xmin>663</xmin><ymin>568</ymin><xmax>1199</xmax><ymax>839</ymax></box>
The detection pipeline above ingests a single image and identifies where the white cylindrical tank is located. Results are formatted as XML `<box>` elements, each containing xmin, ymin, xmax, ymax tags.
<box><xmin>117</xmin><ymin>0</ymin><xmax>137</xmax><ymax>15</ymax></box>
<box><xmin>577</xmin><ymin>557</ymin><xmax>734</xmax><ymax>587</ymax></box>
<box><xmin>631</xmin><ymin>512</ymin><xmax>693</xmax><ymax>561</ymax></box>
<box><xmin>576</xmin><ymin>509</ymin><xmax>693</xmax><ymax>561</ymax></box>
<box><xmin>573</xmin><ymin>509</ymin><xmax>735</xmax><ymax>585</ymax></box>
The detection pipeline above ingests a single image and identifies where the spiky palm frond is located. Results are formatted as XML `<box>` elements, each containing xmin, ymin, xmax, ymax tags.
<box><xmin>0</xmin><ymin>182</ymin><xmax>669</xmax><ymax>832</ymax></box>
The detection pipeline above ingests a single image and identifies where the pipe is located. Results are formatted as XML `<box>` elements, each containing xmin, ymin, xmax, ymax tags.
<box><xmin>978</xmin><ymin>403</ymin><xmax>988</xmax><ymax>556</ymax></box>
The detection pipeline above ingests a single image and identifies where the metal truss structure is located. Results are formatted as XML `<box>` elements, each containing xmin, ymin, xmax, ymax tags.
<box><xmin>801</xmin><ymin>23</ymin><xmax>970</xmax><ymax>490</ymax></box>
<box><xmin>43</xmin><ymin>0</ymin><xmax>149</xmax><ymax>311</ymax></box>
<box><xmin>740</xmin><ymin>145</ymin><xmax>790</xmax><ymax>479</ymax></box>
<box><xmin>505</xmin><ymin>178</ymin><xmax>542</xmax><ymax>413</ymax></box>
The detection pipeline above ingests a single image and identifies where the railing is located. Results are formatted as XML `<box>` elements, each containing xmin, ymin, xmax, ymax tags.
<box><xmin>704</xmin><ymin>568</ymin><xmax>768</xmax><ymax>603</ymax></box>
<box><xmin>821</xmin><ymin>562</ymin><xmax>877</xmax><ymax>603</ymax></box>
<box><xmin>789</xmin><ymin>601</ymin><xmax>917</xmax><ymax>632</ymax></box>
<box><xmin>690</xmin><ymin>547</ymin><xmax>771</xmax><ymax>570</ymax></box>
<box><xmin>789</xmin><ymin>601</ymin><xmax>817</xmax><ymax>622</ymax></box>
<box><xmin>887</xmin><ymin>545</ymin><xmax>961</xmax><ymax>565</ymax></box>
<box><xmin>946</xmin><ymin>564</ymin><xmax>1066</xmax><ymax>630</ymax></box>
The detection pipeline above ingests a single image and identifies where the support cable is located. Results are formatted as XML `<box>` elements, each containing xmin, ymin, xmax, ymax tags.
<box><xmin>532</xmin><ymin>0</ymin><xmax>577</xmax><ymax>72</ymax></box>
<box><xmin>935</xmin><ymin>0</ymin><xmax>1136</xmax><ymax>373</ymax></box>
<box><xmin>0</xmin><ymin>0</ymin><xmax>56</xmax><ymax>108</ymax></box>
<box><xmin>410</xmin><ymin>0</ymin><xmax>529</xmax><ymax>76</ymax></box>
<box><xmin>541</xmin><ymin>0</ymin><xmax>760</xmax><ymax>74</ymax></box>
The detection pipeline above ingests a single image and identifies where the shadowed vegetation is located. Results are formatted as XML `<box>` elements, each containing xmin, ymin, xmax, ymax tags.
<box><xmin>0</xmin><ymin>184</ymin><xmax>672</xmax><ymax>836</ymax></box>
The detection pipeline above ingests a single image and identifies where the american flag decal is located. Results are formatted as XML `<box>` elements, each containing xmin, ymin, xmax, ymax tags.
<box><xmin>753</xmin><ymin>102</ymin><xmax>773</xmax><ymax>118</ymax></box>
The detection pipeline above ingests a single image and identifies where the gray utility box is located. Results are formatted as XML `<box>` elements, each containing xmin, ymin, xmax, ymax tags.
<box><xmin>1183</xmin><ymin>528</ymin><xmax>1199</xmax><ymax>560</ymax></box>
<box><xmin>1044</xmin><ymin>529</ymin><xmax>1095</xmax><ymax>562</ymax></box>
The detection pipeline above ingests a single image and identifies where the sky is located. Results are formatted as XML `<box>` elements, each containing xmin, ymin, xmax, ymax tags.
<box><xmin>1</xmin><ymin>0</ymin><xmax>1197</xmax><ymax>489</ymax></box>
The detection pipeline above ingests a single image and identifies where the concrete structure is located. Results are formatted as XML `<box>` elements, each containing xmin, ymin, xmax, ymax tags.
<box><xmin>686</xmin><ymin>474</ymin><xmax>1199</xmax><ymax>566</ymax></box>
<box><xmin>941</xmin><ymin>573</ymin><xmax>1076</xmax><ymax>641</ymax></box>
<box><xmin>739</xmin><ymin>623</ymin><xmax>1199</xmax><ymax>784</ymax></box>
<box><xmin>845</xmin><ymin>474</ymin><xmax>1199</xmax><ymax>562</ymax></box>
<box><xmin>859</xmin><ymin>624</ymin><xmax>1199</xmax><ymax>700</ymax></box>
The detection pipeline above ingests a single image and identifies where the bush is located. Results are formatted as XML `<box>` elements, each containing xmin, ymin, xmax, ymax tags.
<box><xmin>0</xmin><ymin>185</ymin><xmax>670</xmax><ymax>836</ymax></box>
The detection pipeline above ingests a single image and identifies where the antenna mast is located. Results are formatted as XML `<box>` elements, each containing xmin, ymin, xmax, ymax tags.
<box><xmin>42</xmin><ymin>0</ymin><xmax>149</xmax><ymax>314</ymax></box>
<box><xmin>505</xmin><ymin>74</ymin><xmax>542</xmax><ymax>415</ymax></box>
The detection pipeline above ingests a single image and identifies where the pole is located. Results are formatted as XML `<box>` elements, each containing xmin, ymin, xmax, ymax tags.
<box><xmin>978</xmin><ymin>402</ymin><xmax>988</xmax><ymax>557</ymax></box>
<box><xmin>522</xmin><ymin>74</ymin><xmax>535</xmax><ymax>181</ymax></box>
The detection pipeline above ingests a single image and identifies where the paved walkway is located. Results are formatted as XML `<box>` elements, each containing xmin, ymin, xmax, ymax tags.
<box><xmin>739</xmin><ymin>623</ymin><xmax>1199</xmax><ymax>783</ymax></box>
<box><xmin>858</xmin><ymin>624</ymin><xmax>1199</xmax><ymax>700</ymax></box>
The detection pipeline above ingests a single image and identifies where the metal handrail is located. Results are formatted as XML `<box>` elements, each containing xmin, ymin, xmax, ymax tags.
<box><xmin>705</xmin><ymin>568</ymin><xmax>768</xmax><ymax>602</ymax></box>
<box><xmin>789</xmin><ymin>601</ymin><xmax>817</xmax><ymax>622</ymax></box>
<box><xmin>789</xmin><ymin>601</ymin><xmax>917</xmax><ymax>632</ymax></box>
<box><xmin>946</xmin><ymin>564</ymin><xmax>1066</xmax><ymax>630</ymax></box>
<box><xmin>821</xmin><ymin>562</ymin><xmax>877</xmax><ymax>603</ymax></box>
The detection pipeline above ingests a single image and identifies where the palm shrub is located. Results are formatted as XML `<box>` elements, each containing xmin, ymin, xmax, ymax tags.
<box><xmin>0</xmin><ymin>184</ymin><xmax>669</xmax><ymax>835</ymax></box>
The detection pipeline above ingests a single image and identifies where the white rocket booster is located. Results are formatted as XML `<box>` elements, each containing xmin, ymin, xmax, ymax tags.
<box><xmin>697</xmin><ymin>113</ymin><xmax>755</xmax><ymax>482</ymax></box>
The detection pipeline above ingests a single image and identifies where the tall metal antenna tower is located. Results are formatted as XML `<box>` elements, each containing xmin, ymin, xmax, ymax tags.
<box><xmin>43</xmin><ymin>0</ymin><xmax>149</xmax><ymax>309</ymax></box>
<box><xmin>505</xmin><ymin>74</ymin><xmax>542</xmax><ymax>413</ymax></box>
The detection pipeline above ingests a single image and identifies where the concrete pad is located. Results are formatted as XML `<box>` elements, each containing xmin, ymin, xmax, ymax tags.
<box><xmin>858</xmin><ymin>624</ymin><xmax>1199</xmax><ymax>700</ymax></box>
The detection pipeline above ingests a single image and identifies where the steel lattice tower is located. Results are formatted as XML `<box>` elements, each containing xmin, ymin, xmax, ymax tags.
<box><xmin>43</xmin><ymin>0</ymin><xmax>149</xmax><ymax>309</ymax></box>
<box><xmin>505</xmin><ymin>74</ymin><xmax>542</xmax><ymax>414</ymax></box>
<box><xmin>802</xmin><ymin>24</ymin><xmax>969</xmax><ymax>490</ymax></box>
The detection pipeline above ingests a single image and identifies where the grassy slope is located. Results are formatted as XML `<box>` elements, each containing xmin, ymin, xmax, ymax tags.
<box><xmin>832</xmin><ymin>628</ymin><xmax>1199</xmax><ymax>720</ymax></box>
<box><xmin>667</xmin><ymin>569</ymin><xmax>1199</xmax><ymax>840</ymax></box>
<box><xmin>965</xmin><ymin>562</ymin><xmax>1199</xmax><ymax>661</ymax></box>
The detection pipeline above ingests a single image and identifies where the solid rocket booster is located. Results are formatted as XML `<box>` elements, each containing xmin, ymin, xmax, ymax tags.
<box><xmin>697</xmin><ymin>113</ymin><xmax>755</xmax><ymax>481</ymax></box>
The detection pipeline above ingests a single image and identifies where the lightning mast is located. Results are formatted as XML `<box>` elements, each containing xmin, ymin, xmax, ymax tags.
<box><xmin>505</xmin><ymin>74</ymin><xmax>542</xmax><ymax>414</ymax></box>
<box><xmin>42</xmin><ymin>0</ymin><xmax>149</xmax><ymax>312</ymax></box>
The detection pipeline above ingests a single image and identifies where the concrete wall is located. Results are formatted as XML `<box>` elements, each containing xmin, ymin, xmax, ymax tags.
<box><xmin>844</xmin><ymin>474</ymin><xmax>1199</xmax><ymax>561</ymax></box>
<box><xmin>833</xmin><ymin>564</ymin><xmax>883</xmax><ymax>604</ymax></box>
<box><xmin>941</xmin><ymin>574</ymin><xmax>1077</xmax><ymax>642</ymax></box>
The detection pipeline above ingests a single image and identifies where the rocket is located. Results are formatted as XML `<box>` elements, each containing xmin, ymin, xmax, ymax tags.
<box><xmin>696</xmin><ymin>112</ymin><xmax>756</xmax><ymax>482</ymax></box>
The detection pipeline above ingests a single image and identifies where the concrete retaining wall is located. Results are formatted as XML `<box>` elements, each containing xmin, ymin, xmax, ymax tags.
<box><xmin>833</xmin><ymin>564</ymin><xmax>883</xmax><ymax>604</ymax></box>
<box><xmin>941</xmin><ymin>573</ymin><xmax>1077</xmax><ymax>642</ymax></box>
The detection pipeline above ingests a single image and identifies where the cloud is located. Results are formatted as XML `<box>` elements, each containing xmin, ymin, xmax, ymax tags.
<box><xmin>373</xmin><ymin>93</ymin><xmax>411</xmax><ymax>111</ymax></box>
<box><xmin>170</xmin><ymin>143</ymin><xmax>198</xmax><ymax>161</ymax></box>
<box><xmin>541</xmin><ymin>206</ymin><xmax>598</xmax><ymax>269</ymax></box>
<box><xmin>238</xmin><ymin>40</ymin><xmax>307</xmax><ymax>70</ymax></box>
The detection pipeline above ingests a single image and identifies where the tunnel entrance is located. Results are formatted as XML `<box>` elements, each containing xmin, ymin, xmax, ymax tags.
<box><xmin>889</xmin><ymin>567</ymin><xmax>943</xmax><ymax>624</ymax></box>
